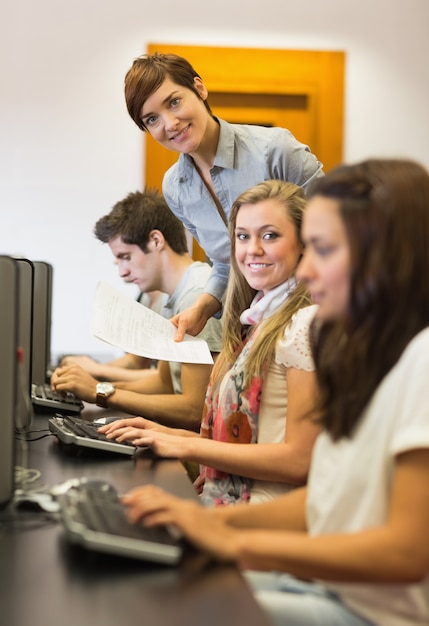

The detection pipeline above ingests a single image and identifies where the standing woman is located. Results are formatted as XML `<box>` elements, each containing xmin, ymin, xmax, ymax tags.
<box><xmin>124</xmin><ymin>52</ymin><xmax>323</xmax><ymax>339</ymax></box>
<box><xmin>121</xmin><ymin>159</ymin><xmax>429</xmax><ymax>626</ymax></box>
<box><xmin>101</xmin><ymin>180</ymin><xmax>320</xmax><ymax>506</ymax></box>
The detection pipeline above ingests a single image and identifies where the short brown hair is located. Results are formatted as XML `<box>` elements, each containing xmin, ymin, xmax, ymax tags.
<box><xmin>124</xmin><ymin>52</ymin><xmax>212</xmax><ymax>131</ymax></box>
<box><xmin>94</xmin><ymin>189</ymin><xmax>188</xmax><ymax>254</ymax></box>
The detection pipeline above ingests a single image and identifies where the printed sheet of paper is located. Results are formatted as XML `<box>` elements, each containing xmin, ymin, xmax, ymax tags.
<box><xmin>91</xmin><ymin>281</ymin><xmax>213</xmax><ymax>364</ymax></box>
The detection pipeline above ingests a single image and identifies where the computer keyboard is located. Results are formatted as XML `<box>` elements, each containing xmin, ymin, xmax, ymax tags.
<box><xmin>48</xmin><ymin>415</ymin><xmax>138</xmax><ymax>456</ymax></box>
<box><xmin>57</xmin><ymin>479</ymin><xmax>183</xmax><ymax>564</ymax></box>
<box><xmin>61</xmin><ymin>415</ymin><xmax>135</xmax><ymax>446</ymax></box>
<box><xmin>32</xmin><ymin>383</ymin><xmax>83</xmax><ymax>413</ymax></box>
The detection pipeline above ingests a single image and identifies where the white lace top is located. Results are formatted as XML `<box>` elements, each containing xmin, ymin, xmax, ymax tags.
<box><xmin>250</xmin><ymin>304</ymin><xmax>318</xmax><ymax>503</ymax></box>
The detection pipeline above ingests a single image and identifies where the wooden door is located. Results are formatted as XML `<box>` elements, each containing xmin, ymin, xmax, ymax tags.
<box><xmin>144</xmin><ymin>44</ymin><xmax>344</xmax><ymax>260</ymax></box>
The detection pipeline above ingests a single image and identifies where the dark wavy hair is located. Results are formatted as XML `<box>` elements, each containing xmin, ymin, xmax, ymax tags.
<box><xmin>308</xmin><ymin>158</ymin><xmax>429</xmax><ymax>439</ymax></box>
<box><xmin>124</xmin><ymin>52</ymin><xmax>213</xmax><ymax>131</ymax></box>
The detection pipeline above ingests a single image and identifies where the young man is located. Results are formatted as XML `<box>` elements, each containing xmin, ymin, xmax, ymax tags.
<box><xmin>51</xmin><ymin>190</ymin><xmax>222</xmax><ymax>431</ymax></box>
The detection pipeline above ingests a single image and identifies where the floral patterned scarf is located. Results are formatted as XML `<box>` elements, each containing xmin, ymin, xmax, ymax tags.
<box><xmin>194</xmin><ymin>279</ymin><xmax>297</xmax><ymax>506</ymax></box>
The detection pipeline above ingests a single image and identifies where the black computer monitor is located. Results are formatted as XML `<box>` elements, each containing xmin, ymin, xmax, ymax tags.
<box><xmin>0</xmin><ymin>256</ymin><xmax>19</xmax><ymax>508</ymax></box>
<box><xmin>31</xmin><ymin>261</ymin><xmax>53</xmax><ymax>385</ymax></box>
<box><xmin>14</xmin><ymin>258</ymin><xmax>34</xmax><ymax>430</ymax></box>
<box><xmin>15</xmin><ymin>258</ymin><xmax>34</xmax><ymax>387</ymax></box>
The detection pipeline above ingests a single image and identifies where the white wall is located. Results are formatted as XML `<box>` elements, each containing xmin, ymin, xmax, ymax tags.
<box><xmin>1</xmin><ymin>0</ymin><xmax>428</xmax><ymax>359</ymax></box>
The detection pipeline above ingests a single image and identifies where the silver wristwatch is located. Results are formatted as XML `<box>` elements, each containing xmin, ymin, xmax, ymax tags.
<box><xmin>95</xmin><ymin>382</ymin><xmax>116</xmax><ymax>408</ymax></box>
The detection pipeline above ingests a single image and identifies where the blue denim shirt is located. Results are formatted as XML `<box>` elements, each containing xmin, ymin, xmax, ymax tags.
<box><xmin>162</xmin><ymin>118</ymin><xmax>323</xmax><ymax>304</ymax></box>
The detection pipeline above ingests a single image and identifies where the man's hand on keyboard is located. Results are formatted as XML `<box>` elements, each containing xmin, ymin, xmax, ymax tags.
<box><xmin>51</xmin><ymin>364</ymin><xmax>98</xmax><ymax>403</ymax></box>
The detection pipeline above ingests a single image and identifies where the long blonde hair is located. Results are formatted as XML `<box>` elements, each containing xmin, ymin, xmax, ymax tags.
<box><xmin>213</xmin><ymin>180</ymin><xmax>311</xmax><ymax>387</ymax></box>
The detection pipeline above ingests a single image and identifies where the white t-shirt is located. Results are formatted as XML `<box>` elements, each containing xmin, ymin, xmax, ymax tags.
<box><xmin>161</xmin><ymin>262</ymin><xmax>223</xmax><ymax>394</ymax></box>
<box><xmin>307</xmin><ymin>327</ymin><xmax>429</xmax><ymax>626</ymax></box>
